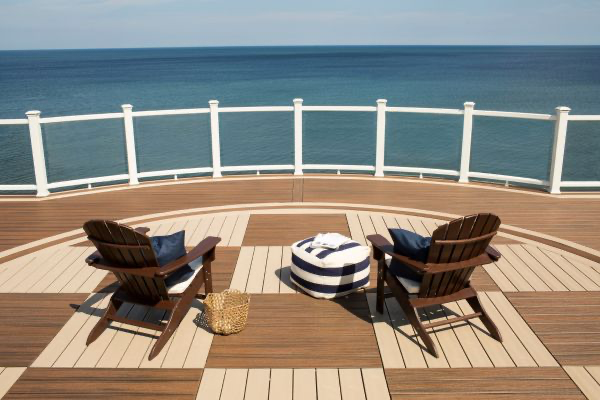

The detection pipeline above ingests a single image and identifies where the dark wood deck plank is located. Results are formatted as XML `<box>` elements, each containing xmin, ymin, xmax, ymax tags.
<box><xmin>385</xmin><ymin>368</ymin><xmax>585</xmax><ymax>399</ymax></box>
<box><xmin>242</xmin><ymin>214</ymin><xmax>350</xmax><ymax>246</ymax></box>
<box><xmin>507</xmin><ymin>292</ymin><xmax>600</xmax><ymax>365</ymax></box>
<box><xmin>4</xmin><ymin>368</ymin><xmax>202</xmax><ymax>399</ymax></box>
<box><xmin>205</xmin><ymin>293</ymin><xmax>381</xmax><ymax>368</ymax></box>
<box><xmin>0</xmin><ymin>294</ymin><xmax>88</xmax><ymax>367</ymax></box>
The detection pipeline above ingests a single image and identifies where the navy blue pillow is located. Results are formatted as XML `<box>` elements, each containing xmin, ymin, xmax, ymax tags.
<box><xmin>150</xmin><ymin>231</ymin><xmax>194</xmax><ymax>287</ymax></box>
<box><xmin>388</xmin><ymin>228</ymin><xmax>431</xmax><ymax>281</ymax></box>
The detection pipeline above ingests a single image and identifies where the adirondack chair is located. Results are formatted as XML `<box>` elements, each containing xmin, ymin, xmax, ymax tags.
<box><xmin>368</xmin><ymin>213</ymin><xmax>503</xmax><ymax>357</ymax></box>
<box><xmin>83</xmin><ymin>220</ymin><xmax>220</xmax><ymax>360</ymax></box>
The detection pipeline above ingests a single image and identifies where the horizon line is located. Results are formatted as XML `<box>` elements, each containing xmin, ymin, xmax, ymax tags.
<box><xmin>1</xmin><ymin>44</ymin><xmax>600</xmax><ymax>51</ymax></box>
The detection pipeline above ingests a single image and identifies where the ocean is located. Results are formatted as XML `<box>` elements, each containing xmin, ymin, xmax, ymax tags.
<box><xmin>0</xmin><ymin>46</ymin><xmax>599</xmax><ymax>187</ymax></box>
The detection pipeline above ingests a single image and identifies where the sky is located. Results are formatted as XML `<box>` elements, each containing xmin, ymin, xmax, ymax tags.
<box><xmin>0</xmin><ymin>0</ymin><xmax>599</xmax><ymax>50</ymax></box>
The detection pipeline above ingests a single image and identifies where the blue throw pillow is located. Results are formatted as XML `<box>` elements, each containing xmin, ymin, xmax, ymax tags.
<box><xmin>150</xmin><ymin>231</ymin><xmax>194</xmax><ymax>287</ymax></box>
<box><xmin>388</xmin><ymin>228</ymin><xmax>431</xmax><ymax>281</ymax></box>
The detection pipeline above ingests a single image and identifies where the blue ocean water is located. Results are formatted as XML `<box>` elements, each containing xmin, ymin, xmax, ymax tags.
<box><xmin>0</xmin><ymin>46</ymin><xmax>599</xmax><ymax>187</ymax></box>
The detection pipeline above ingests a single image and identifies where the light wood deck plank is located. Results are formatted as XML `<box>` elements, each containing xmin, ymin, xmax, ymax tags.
<box><xmin>269</xmin><ymin>369</ymin><xmax>292</xmax><ymax>400</ymax></box>
<box><xmin>217</xmin><ymin>215</ymin><xmax>238</xmax><ymax>246</ymax></box>
<box><xmin>316</xmin><ymin>369</ymin><xmax>341</xmax><ymax>400</ymax></box>
<box><xmin>482</xmin><ymin>262</ymin><xmax>518</xmax><ymax>292</ymax></box>
<box><xmin>496</xmin><ymin>245</ymin><xmax>551</xmax><ymax>291</ymax></box>
<box><xmin>75</xmin><ymin>303</ymin><xmax>136</xmax><ymax>368</ymax></box>
<box><xmin>510</xmin><ymin>245</ymin><xmax>568</xmax><ymax>291</ymax></box>
<box><xmin>407</xmin><ymin>217</ymin><xmax>430</xmax><ymax>237</ymax></box>
<box><xmin>486</xmin><ymin>292</ymin><xmax>558</xmax><ymax>366</ymax></box>
<box><xmin>229</xmin><ymin>247</ymin><xmax>254</xmax><ymax>291</ymax></box>
<box><xmin>53</xmin><ymin>294</ymin><xmax>112</xmax><ymax>367</ymax></box>
<box><xmin>540</xmin><ymin>248</ymin><xmax>599</xmax><ymax>291</ymax></box>
<box><xmin>196</xmin><ymin>368</ymin><xmax>226</xmax><ymax>400</ymax></box>
<box><xmin>0</xmin><ymin>367</ymin><xmax>26</xmax><ymax>399</ymax></box>
<box><xmin>293</xmin><ymin>369</ymin><xmax>316</xmax><ymax>400</ymax></box>
<box><xmin>339</xmin><ymin>369</ymin><xmax>367</xmax><ymax>400</ymax></box>
<box><xmin>370</xmin><ymin>214</ymin><xmax>393</xmax><ymax>242</ymax></box>
<box><xmin>154</xmin><ymin>221</ymin><xmax>175</xmax><ymax>236</ymax></box>
<box><xmin>262</xmin><ymin>246</ymin><xmax>283</xmax><ymax>294</ymax></box>
<box><xmin>279</xmin><ymin>246</ymin><xmax>296</xmax><ymax>294</ymax></box>
<box><xmin>362</xmin><ymin>368</ymin><xmax>390</xmax><ymax>400</ymax></box>
<box><xmin>492</xmin><ymin>251</ymin><xmax>535</xmax><ymax>292</ymax></box>
<box><xmin>183</xmin><ymin>218</ymin><xmax>202</xmax><ymax>246</ymax></box>
<box><xmin>347</xmin><ymin>213</ymin><xmax>366</xmax><ymax>245</ymax></box>
<box><xmin>167</xmin><ymin>219</ymin><xmax>188</xmax><ymax>235</ymax></box>
<box><xmin>245</xmin><ymin>369</ymin><xmax>270</xmax><ymax>400</ymax></box>
<box><xmin>31</xmin><ymin>293</ymin><xmax>108</xmax><ymax>367</ymax></box>
<box><xmin>564</xmin><ymin>366</ymin><xmax>600</xmax><ymax>400</ymax></box>
<box><xmin>420</xmin><ymin>306</ymin><xmax>461</xmax><ymax>368</ymax></box>
<box><xmin>385</xmin><ymin>299</ymin><xmax>427</xmax><ymax>368</ymax></box>
<box><xmin>96</xmin><ymin>304</ymin><xmax>149</xmax><ymax>368</ymax></box>
<box><xmin>117</xmin><ymin>308</ymin><xmax>165</xmax><ymax>368</ymax></box>
<box><xmin>188</xmin><ymin>216</ymin><xmax>213</xmax><ymax>245</ymax></box>
<box><xmin>162</xmin><ymin>302</ymin><xmax>203</xmax><ymax>368</ymax></box>
<box><xmin>206</xmin><ymin>215</ymin><xmax>226</xmax><ymax>239</ymax></box>
<box><xmin>477</xmin><ymin>292</ymin><xmax>538</xmax><ymax>367</ymax></box>
<box><xmin>183</xmin><ymin>312</ymin><xmax>213</xmax><ymax>368</ymax></box>
<box><xmin>228</xmin><ymin>213</ymin><xmax>249</xmax><ymax>247</ymax></box>
<box><xmin>0</xmin><ymin>247</ymin><xmax>62</xmax><ymax>292</ymax></box>
<box><xmin>220</xmin><ymin>368</ymin><xmax>247</xmax><ymax>400</ymax></box>
<box><xmin>245</xmin><ymin>246</ymin><xmax>268</xmax><ymax>293</ymax></box>
<box><xmin>443</xmin><ymin>302</ymin><xmax>494</xmax><ymax>368</ymax></box>
<box><xmin>523</xmin><ymin>245</ymin><xmax>585</xmax><ymax>291</ymax></box>
<box><xmin>394</xmin><ymin>216</ymin><xmax>414</xmax><ymax>231</ymax></box>
<box><xmin>26</xmin><ymin>247</ymin><xmax>88</xmax><ymax>293</ymax></box>
<box><xmin>43</xmin><ymin>250</ymin><xmax>92</xmax><ymax>293</ymax></box>
<box><xmin>365</xmin><ymin>293</ymin><xmax>405</xmax><ymax>368</ymax></box>
<box><xmin>455</xmin><ymin>299</ymin><xmax>515</xmax><ymax>367</ymax></box>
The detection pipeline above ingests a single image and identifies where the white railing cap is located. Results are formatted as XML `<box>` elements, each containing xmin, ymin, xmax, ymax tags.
<box><xmin>293</xmin><ymin>98</ymin><xmax>303</xmax><ymax>103</ymax></box>
<box><xmin>376</xmin><ymin>99</ymin><xmax>387</xmax><ymax>104</ymax></box>
<box><xmin>209</xmin><ymin>100</ymin><xmax>219</xmax><ymax>105</ymax></box>
<box><xmin>26</xmin><ymin>110</ymin><xmax>41</xmax><ymax>116</ymax></box>
<box><xmin>121</xmin><ymin>104</ymin><xmax>133</xmax><ymax>110</ymax></box>
<box><xmin>464</xmin><ymin>101</ymin><xmax>476</xmax><ymax>107</ymax></box>
<box><xmin>556</xmin><ymin>106</ymin><xmax>571</xmax><ymax>112</ymax></box>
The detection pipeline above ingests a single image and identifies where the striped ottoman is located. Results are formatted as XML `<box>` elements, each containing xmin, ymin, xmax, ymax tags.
<box><xmin>290</xmin><ymin>236</ymin><xmax>371</xmax><ymax>299</ymax></box>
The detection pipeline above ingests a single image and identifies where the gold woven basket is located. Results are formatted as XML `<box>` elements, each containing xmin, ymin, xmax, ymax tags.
<box><xmin>204</xmin><ymin>289</ymin><xmax>250</xmax><ymax>335</ymax></box>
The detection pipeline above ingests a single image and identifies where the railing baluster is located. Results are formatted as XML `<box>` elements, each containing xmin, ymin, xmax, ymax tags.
<box><xmin>375</xmin><ymin>99</ymin><xmax>387</xmax><ymax>177</ymax></box>
<box><xmin>459</xmin><ymin>102</ymin><xmax>475</xmax><ymax>183</ymax></box>
<box><xmin>548</xmin><ymin>106</ymin><xmax>571</xmax><ymax>194</ymax></box>
<box><xmin>121</xmin><ymin>104</ymin><xmax>139</xmax><ymax>185</ymax></box>
<box><xmin>293</xmin><ymin>98</ymin><xmax>303</xmax><ymax>175</ymax></box>
<box><xmin>26</xmin><ymin>110</ymin><xmax>49</xmax><ymax>197</ymax></box>
<box><xmin>209</xmin><ymin>100</ymin><xmax>222</xmax><ymax>178</ymax></box>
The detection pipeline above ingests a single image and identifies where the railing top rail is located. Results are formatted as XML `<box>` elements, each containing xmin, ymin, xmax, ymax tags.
<box><xmin>386</xmin><ymin>107</ymin><xmax>463</xmax><ymax>115</ymax></box>
<box><xmin>0</xmin><ymin>119</ymin><xmax>29</xmax><ymax>125</ymax></box>
<box><xmin>40</xmin><ymin>112</ymin><xmax>124</xmax><ymax>124</ymax></box>
<box><xmin>132</xmin><ymin>108</ymin><xmax>210</xmax><ymax>117</ymax></box>
<box><xmin>568</xmin><ymin>115</ymin><xmax>600</xmax><ymax>121</ymax></box>
<box><xmin>219</xmin><ymin>106</ymin><xmax>294</xmax><ymax>113</ymax></box>
<box><xmin>473</xmin><ymin>110</ymin><xmax>555</xmax><ymax>121</ymax></box>
<box><xmin>302</xmin><ymin>106</ymin><xmax>376</xmax><ymax>112</ymax></box>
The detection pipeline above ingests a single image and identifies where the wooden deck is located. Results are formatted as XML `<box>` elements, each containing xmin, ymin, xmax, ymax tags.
<box><xmin>1</xmin><ymin>176</ymin><xmax>600</xmax><ymax>399</ymax></box>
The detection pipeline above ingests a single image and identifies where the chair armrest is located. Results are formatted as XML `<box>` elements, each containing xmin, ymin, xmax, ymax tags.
<box><xmin>156</xmin><ymin>236</ymin><xmax>221</xmax><ymax>276</ymax></box>
<box><xmin>134</xmin><ymin>227</ymin><xmax>151</xmax><ymax>235</ymax></box>
<box><xmin>367</xmin><ymin>234</ymin><xmax>429</xmax><ymax>273</ymax></box>
<box><xmin>486</xmin><ymin>245</ymin><xmax>502</xmax><ymax>261</ymax></box>
<box><xmin>85</xmin><ymin>250</ymin><xmax>101</xmax><ymax>265</ymax></box>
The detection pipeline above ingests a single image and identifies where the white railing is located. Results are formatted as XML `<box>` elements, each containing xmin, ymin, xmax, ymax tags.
<box><xmin>0</xmin><ymin>99</ymin><xmax>599</xmax><ymax>196</ymax></box>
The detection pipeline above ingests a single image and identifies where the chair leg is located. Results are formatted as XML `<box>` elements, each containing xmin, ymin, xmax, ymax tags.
<box><xmin>376</xmin><ymin>259</ymin><xmax>386</xmax><ymax>314</ymax></box>
<box><xmin>86</xmin><ymin>297</ymin><xmax>121</xmax><ymax>345</ymax></box>
<box><xmin>467</xmin><ymin>295</ymin><xmax>502</xmax><ymax>342</ymax></box>
<box><xmin>203</xmin><ymin>260</ymin><xmax>213</xmax><ymax>294</ymax></box>
<box><xmin>399</xmin><ymin>302</ymin><xmax>439</xmax><ymax>358</ymax></box>
<box><xmin>148</xmin><ymin>298</ymin><xmax>190</xmax><ymax>360</ymax></box>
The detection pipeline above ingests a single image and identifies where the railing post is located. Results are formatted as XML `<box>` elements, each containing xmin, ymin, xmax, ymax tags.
<box><xmin>26</xmin><ymin>110</ymin><xmax>49</xmax><ymax>197</ymax></box>
<box><xmin>375</xmin><ymin>99</ymin><xmax>387</xmax><ymax>177</ymax></box>
<box><xmin>121</xmin><ymin>104</ymin><xmax>139</xmax><ymax>185</ymax></box>
<box><xmin>209</xmin><ymin>100</ymin><xmax>222</xmax><ymax>178</ymax></box>
<box><xmin>459</xmin><ymin>101</ymin><xmax>475</xmax><ymax>183</ymax></box>
<box><xmin>548</xmin><ymin>106</ymin><xmax>571</xmax><ymax>194</ymax></box>
<box><xmin>293</xmin><ymin>98</ymin><xmax>303</xmax><ymax>175</ymax></box>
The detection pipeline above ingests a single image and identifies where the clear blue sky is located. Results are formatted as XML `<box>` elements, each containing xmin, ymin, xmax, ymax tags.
<box><xmin>1</xmin><ymin>0</ymin><xmax>599</xmax><ymax>50</ymax></box>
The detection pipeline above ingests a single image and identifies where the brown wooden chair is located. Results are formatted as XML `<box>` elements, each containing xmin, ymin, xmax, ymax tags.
<box><xmin>83</xmin><ymin>220</ymin><xmax>220</xmax><ymax>360</ymax></box>
<box><xmin>368</xmin><ymin>213</ymin><xmax>503</xmax><ymax>357</ymax></box>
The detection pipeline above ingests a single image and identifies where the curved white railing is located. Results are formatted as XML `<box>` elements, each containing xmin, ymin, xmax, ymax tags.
<box><xmin>0</xmin><ymin>99</ymin><xmax>598</xmax><ymax>196</ymax></box>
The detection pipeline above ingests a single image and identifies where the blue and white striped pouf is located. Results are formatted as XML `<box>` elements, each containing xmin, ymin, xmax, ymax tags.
<box><xmin>290</xmin><ymin>236</ymin><xmax>371</xmax><ymax>299</ymax></box>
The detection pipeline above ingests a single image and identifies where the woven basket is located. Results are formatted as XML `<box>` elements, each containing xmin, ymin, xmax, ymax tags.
<box><xmin>204</xmin><ymin>289</ymin><xmax>250</xmax><ymax>335</ymax></box>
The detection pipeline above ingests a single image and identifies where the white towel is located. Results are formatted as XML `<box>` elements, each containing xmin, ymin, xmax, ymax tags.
<box><xmin>311</xmin><ymin>232</ymin><xmax>351</xmax><ymax>250</ymax></box>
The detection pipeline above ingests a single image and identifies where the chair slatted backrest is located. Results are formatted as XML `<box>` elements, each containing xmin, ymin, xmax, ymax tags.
<box><xmin>83</xmin><ymin>220</ymin><xmax>169</xmax><ymax>301</ymax></box>
<box><xmin>418</xmin><ymin>213</ymin><xmax>500</xmax><ymax>298</ymax></box>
